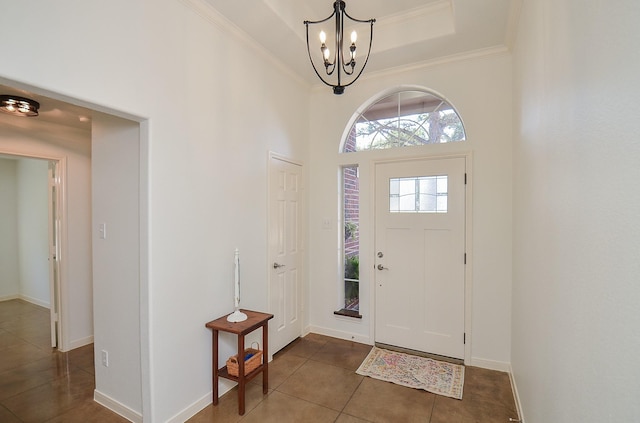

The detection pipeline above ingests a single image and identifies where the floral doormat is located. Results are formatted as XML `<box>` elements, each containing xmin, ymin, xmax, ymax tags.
<box><xmin>356</xmin><ymin>347</ymin><xmax>464</xmax><ymax>399</ymax></box>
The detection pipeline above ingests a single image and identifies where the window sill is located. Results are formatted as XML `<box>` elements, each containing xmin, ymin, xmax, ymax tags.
<box><xmin>333</xmin><ymin>309</ymin><xmax>362</xmax><ymax>319</ymax></box>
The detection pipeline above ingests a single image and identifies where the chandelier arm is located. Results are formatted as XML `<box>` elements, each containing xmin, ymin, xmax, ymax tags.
<box><xmin>303</xmin><ymin>9</ymin><xmax>337</xmax><ymax>26</ymax></box>
<box><xmin>342</xmin><ymin>10</ymin><xmax>376</xmax><ymax>25</ymax></box>
<box><xmin>337</xmin><ymin>20</ymin><xmax>374</xmax><ymax>88</ymax></box>
<box><xmin>305</xmin><ymin>22</ymin><xmax>338</xmax><ymax>88</ymax></box>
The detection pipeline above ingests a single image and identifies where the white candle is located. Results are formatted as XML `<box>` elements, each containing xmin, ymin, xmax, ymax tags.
<box><xmin>234</xmin><ymin>248</ymin><xmax>240</xmax><ymax>308</ymax></box>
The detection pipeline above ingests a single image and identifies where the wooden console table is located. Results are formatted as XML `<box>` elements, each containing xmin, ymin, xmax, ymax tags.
<box><xmin>205</xmin><ymin>310</ymin><xmax>273</xmax><ymax>415</ymax></box>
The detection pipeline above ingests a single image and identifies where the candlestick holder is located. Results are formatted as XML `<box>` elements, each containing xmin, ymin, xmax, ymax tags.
<box><xmin>227</xmin><ymin>307</ymin><xmax>248</xmax><ymax>322</ymax></box>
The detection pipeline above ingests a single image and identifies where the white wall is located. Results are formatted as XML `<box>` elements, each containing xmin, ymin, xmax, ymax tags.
<box><xmin>512</xmin><ymin>1</ymin><xmax>640</xmax><ymax>421</ymax></box>
<box><xmin>0</xmin><ymin>117</ymin><xmax>92</xmax><ymax>351</ymax></box>
<box><xmin>0</xmin><ymin>158</ymin><xmax>19</xmax><ymax>298</ymax></box>
<box><xmin>16</xmin><ymin>158</ymin><xmax>49</xmax><ymax>306</ymax></box>
<box><xmin>0</xmin><ymin>1</ymin><xmax>309</xmax><ymax>421</ymax></box>
<box><xmin>307</xmin><ymin>54</ymin><xmax>513</xmax><ymax>369</ymax></box>
<box><xmin>92</xmin><ymin>112</ymin><xmax>142</xmax><ymax>418</ymax></box>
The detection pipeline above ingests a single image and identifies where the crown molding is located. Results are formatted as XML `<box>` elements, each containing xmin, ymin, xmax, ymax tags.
<box><xmin>367</xmin><ymin>45</ymin><xmax>511</xmax><ymax>82</ymax></box>
<box><xmin>177</xmin><ymin>0</ymin><xmax>309</xmax><ymax>89</ymax></box>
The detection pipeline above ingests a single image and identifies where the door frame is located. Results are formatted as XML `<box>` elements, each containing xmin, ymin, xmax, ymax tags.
<box><xmin>267</xmin><ymin>151</ymin><xmax>306</xmax><ymax>358</ymax></box>
<box><xmin>0</xmin><ymin>150</ymin><xmax>66</xmax><ymax>350</ymax></box>
<box><xmin>370</xmin><ymin>152</ymin><xmax>473</xmax><ymax>364</ymax></box>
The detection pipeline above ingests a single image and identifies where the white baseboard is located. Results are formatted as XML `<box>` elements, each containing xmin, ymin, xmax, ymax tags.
<box><xmin>165</xmin><ymin>391</ymin><xmax>211</xmax><ymax>423</ymax></box>
<box><xmin>19</xmin><ymin>294</ymin><xmax>50</xmax><ymax>309</ymax></box>
<box><xmin>469</xmin><ymin>357</ymin><xmax>511</xmax><ymax>372</ymax></box>
<box><xmin>68</xmin><ymin>335</ymin><xmax>94</xmax><ymax>350</ymax></box>
<box><xmin>165</xmin><ymin>380</ymin><xmax>236</xmax><ymax>423</ymax></box>
<box><xmin>94</xmin><ymin>390</ymin><xmax>142</xmax><ymax>423</ymax></box>
<box><xmin>306</xmin><ymin>325</ymin><xmax>372</xmax><ymax>345</ymax></box>
<box><xmin>509</xmin><ymin>364</ymin><xmax>525</xmax><ymax>422</ymax></box>
<box><xmin>0</xmin><ymin>294</ymin><xmax>19</xmax><ymax>302</ymax></box>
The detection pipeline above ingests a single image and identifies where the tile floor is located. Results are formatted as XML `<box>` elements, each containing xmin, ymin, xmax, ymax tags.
<box><xmin>189</xmin><ymin>334</ymin><xmax>520</xmax><ymax>423</ymax></box>
<box><xmin>0</xmin><ymin>299</ymin><xmax>519</xmax><ymax>422</ymax></box>
<box><xmin>0</xmin><ymin>299</ymin><xmax>128</xmax><ymax>423</ymax></box>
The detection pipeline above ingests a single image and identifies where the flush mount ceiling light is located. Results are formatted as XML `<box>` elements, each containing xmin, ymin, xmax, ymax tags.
<box><xmin>0</xmin><ymin>95</ymin><xmax>40</xmax><ymax>117</ymax></box>
<box><xmin>304</xmin><ymin>1</ymin><xmax>375</xmax><ymax>95</ymax></box>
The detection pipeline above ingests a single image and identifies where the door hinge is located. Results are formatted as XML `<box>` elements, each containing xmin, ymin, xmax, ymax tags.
<box><xmin>463</xmin><ymin>333</ymin><xmax>466</xmax><ymax>344</ymax></box>
<box><xmin>464</xmin><ymin>253</ymin><xmax>467</xmax><ymax>264</ymax></box>
<box><xmin>464</xmin><ymin>173</ymin><xmax>467</xmax><ymax>185</ymax></box>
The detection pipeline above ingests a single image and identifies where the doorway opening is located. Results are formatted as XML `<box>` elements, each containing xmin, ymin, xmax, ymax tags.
<box><xmin>0</xmin><ymin>153</ymin><xmax>64</xmax><ymax>349</ymax></box>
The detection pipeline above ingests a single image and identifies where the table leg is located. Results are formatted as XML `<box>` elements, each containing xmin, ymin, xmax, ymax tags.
<box><xmin>262</xmin><ymin>323</ymin><xmax>269</xmax><ymax>394</ymax></box>
<box><xmin>237</xmin><ymin>333</ymin><xmax>246</xmax><ymax>415</ymax></box>
<box><xmin>212</xmin><ymin>329</ymin><xmax>219</xmax><ymax>405</ymax></box>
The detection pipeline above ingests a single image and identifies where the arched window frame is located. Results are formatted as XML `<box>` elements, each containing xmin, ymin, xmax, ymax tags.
<box><xmin>339</xmin><ymin>87</ymin><xmax>466</xmax><ymax>154</ymax></box>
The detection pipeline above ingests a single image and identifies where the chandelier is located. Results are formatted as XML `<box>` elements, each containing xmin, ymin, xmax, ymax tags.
<box><xmin>304</xmin><ymin>1</ymin><xmax>375</xmax><ymax>95</ymax></box>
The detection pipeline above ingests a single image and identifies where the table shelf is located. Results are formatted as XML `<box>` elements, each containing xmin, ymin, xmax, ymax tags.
<box><xmin>218</xmin><ymin>363</ymin><xmax>265</xmax><ymax>383</ymax></box>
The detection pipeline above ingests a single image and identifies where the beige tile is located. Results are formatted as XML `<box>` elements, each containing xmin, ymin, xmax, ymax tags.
<box><xmin>343</xmin><ymin>376</ymin><xmax>435</xmax><ymax>423</ymax></box>
<box><xmin>190</xmin><ymin>382</ymin><xmax>269</xmax><ymax>423</ymax></box>
<box><xmin>430</xmin><ymin>395</ymin><xmax>519</xmax><ymax>423</ymax></box>
<box><xmin>463</xmin><ymin>366</ymin><xmax>517</xmax><ymax>410</ymax></box>
<box><xmin>241</xmin><ymin>391</ymin><xmax>339</xmax><ymax>423</ymax></box>
<box><xmin>0</xmin><ymin>342</ymin><xmax>51</xmax><ymax>373</ymax></box>
<box><xmin>278</xmin><ymin>360</ymin><xmax>364</xmax><ymax>411</ymax></box>
<box><xmin>45</xmin><ymin>399</ymin><xmax>131</xmax><ymax>423</ymax></box>
<box><xmin>251</xmin><ymin>350</ymin><xmax>307</xmax><ymax>389</ymax></box>
<box><xmin>66</xmin><ymin>343</ymin><xmax>96</xmax><ymax>374</ymax></box>
<box><xmin>2</xmin><ymin>368</ymin><xmax>95</xmax><ymax>423</ymax></box>
<box><xmin>0</xmin><ymin>404</ymin><xmax>21</xmax><ymax>423</ymax></box>
<box><xmin>336</xmin><ymin>413</ymin><xmax>372</xmax><ymax>423</ymax></box>
<box><xmin>311</xmin><ymin>338</ymin><xmax>372</xmax><ymax>371</ymax></box>
<box><xmin>0</xmin><ymin>329</ymin><xmax>25</xmax><ymax>352</ymax></box>
<box><xmin>0</xmin><ymin>355</ymin><xmax>72</xmax><ymax>400</ymax></box>
<box><xmin>0</xmin><ymin>300</ymin><xmax>43</xmax><ymax>321</ymax></box>
<box><xmin>280</xmin><ymin>333</ymin><xmax>330</xmax><ymax>359</ymax></box>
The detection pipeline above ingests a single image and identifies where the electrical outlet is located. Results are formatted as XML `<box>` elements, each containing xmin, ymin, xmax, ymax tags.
<box><xmin>101</xmin><ymin>350</ymin><xmax>109</xmax><ymax>367</ymax></box>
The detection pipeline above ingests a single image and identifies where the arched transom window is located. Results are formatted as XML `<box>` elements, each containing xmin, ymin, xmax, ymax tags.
<box><xmin>343</xmin><ymin>90</ymin><xmax>466</xmax><ymax>153</ymax></box>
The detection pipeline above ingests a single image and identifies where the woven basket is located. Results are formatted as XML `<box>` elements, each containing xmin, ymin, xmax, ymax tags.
<box><xmin>226</xmin><ymin>342</ymin><xmax>262</xmax><ymax>377</ymax></box>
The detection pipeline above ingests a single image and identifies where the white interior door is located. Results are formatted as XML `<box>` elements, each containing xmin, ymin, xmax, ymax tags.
<box><xmin>268</xmin><ymin>155</ymin><xmax>303</xmax><ymax>355</ymax></box>
<box><xmin>375</xmin><ymin>157</ymin><xmax>466</xmax><ymax>359</ymax></box>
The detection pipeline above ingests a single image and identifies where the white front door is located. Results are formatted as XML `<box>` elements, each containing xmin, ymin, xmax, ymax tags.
<box><xmin>374</xmin><ymin>157</ymin><xmax>466</xmax><ymax>359</ymax></box>
<box><xmin>268</xmin><ymin>155</ymin><xmax>303</xmax><ymax>355</ymax></box>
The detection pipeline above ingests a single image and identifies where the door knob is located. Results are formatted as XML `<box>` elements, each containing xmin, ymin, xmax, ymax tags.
<box><xmin>273</xmin><ymin>262</ymin><xmax>286</xmax><ymax>269</ymax></box>
<box><xmin>377</xmin><ymin>264</ymin><xmax>388</xmax><ymax>270</ymax></box>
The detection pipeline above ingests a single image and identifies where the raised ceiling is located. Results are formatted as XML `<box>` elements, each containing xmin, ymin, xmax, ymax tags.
<box><xmin>202</xmin><ymin>0</ymin><xmax>520</xmax><ymax>85</ymax></box>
